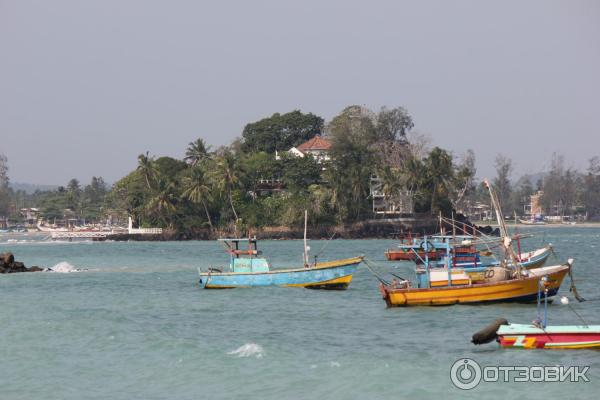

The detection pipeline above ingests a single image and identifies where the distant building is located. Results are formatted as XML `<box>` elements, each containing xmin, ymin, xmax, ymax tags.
<box><xmin>524</xmin><ymin>191</ymin><xmax>544</xmax><ymax>217</ymax></box>
<box><xmin>278</xmin><ymin>134</ymin><xmax>332</xmax><ymax>164</ymax></box>
<box><xmin>252</xmin><ymin>178</ymin><xmax>285</xmax><ymax>197</ymax></box>
<box><xmin>20</xmin><ymin>208</ymin><xmax>40</xmax><ymax>226</ymax></box>
<box><xmin>461</xmin><ymin>202</ymin><xmax>492</xmax><ymax>221</ymax></box>
<box><xmin>369</xmin><ymin>176</ymin><xmax>413</xmax><ymax>216</ymax></box>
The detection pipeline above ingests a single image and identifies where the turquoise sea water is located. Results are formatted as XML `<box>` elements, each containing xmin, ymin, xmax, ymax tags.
<box><xmin>1</xmin><ymin>228</ymin><xmax>599</xmax><ymax>399</ymax></box>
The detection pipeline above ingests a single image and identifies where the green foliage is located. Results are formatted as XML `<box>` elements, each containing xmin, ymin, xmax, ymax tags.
<box><xmin>17</xmin><ymin>104</ymin><xmax>598</xmax><ymax>231</ymax></box>
<box><xmin>0</xmin><ymin>154</ymin><xmax>10</xmax><ymax>216</ymax></box>
<box><xmin>540</xmin><ymin>153</ymin><xmax>578</xmax><ymax>217</ymax></box>
<box><xmin>422</xmin><ymin>147</ymin><xmax>455</xmax><ymax>216</ymax></box>
<box><xmin>583</xmin><ymin>157</ymin><xmax>600</xmax><ymax>220</ymax></box>
<box><xmin>326</xmin><ymin>106</ymin><xmax>377</xmax><ymax>221</ymax></box>
<box><xmin>242</xmin><ymin>110</ymin><xmax>324</xmax><ymax>153</ymax></box>
<box><xmin>375</xmin><ymin>106</ymin><xmax>414</xmax><ymax>142</ymax></box>
<box><xmin>184</xmin><ymin>138</ymin><xmax>211</xmax><ymax>166</ymax></box>
<box><xmin>280</xmin><ymin>154</ymin><xmax>321</xmax><ymax>192</ymax></box>
<box><xmin>493</xmin><ymin>154</ymin><xmax>512</xmax><ymax>214</ymax></box>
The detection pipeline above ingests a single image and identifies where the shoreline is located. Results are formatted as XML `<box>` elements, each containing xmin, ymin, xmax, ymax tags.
<box><xmin>472</xmin><ymin>222</ymin><xmax>600</xmax><ymax>229</ymax></box>
<box><xmin>2</xmin><ymin>221</ymin><xmax>599</xmax><ymax>243</ymax></box>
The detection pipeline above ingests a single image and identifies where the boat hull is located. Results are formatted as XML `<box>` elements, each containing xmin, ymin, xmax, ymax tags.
<box><xmin>385</xmin><ymin>249</ymin><xmax>441</xmax><ymax>261</ymax></box>
<box><xmin>198</xmin><ymin>257</ymin><xmax>363</xmax><ymax>289</ymax></box>
<box><xmin>498</xmin><ymin>324</ymin><xmax>600</xmax><ymax>349</ymax></box>
<box><xmin>380</xmin><ymin>264</ymin><xmax>569</xmax><ymax>307</ymax></box>
<box><xmin>387</xmin><ymin>246</ymin><xmax>551</xmax><ymax>270</ymax></box>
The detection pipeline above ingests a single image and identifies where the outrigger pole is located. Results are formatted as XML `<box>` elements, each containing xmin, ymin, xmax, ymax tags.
<box><xmin>483</xmin><ymin>179</ymin><xmax>523</xmax><ymax>277</ymax></box>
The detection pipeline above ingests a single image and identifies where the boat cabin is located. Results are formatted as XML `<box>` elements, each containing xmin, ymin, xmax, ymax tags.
<box><xmin>219</xmin><ymin>238</ymin><xmax>271</xmax><ymax>273</ymax></box>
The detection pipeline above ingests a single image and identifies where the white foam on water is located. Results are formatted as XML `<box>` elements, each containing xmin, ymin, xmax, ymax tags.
<box><xmin>329</xmin><ymin>361</ymin><xmax>341</xmax><ymax>368</ymax></box>
<box><xmin>227</xmin><ymin>343</ymin><xmax>264</xmax><ymax>358</ymax></box>
<box><xmin>46</xmin><ymin>261</ymin><xmax>82</xmax><ymax>273</ymax></box>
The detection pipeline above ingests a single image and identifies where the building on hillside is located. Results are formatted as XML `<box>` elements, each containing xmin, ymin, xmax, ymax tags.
<box><xmin>460</xmin><ymin>201</ymin><xmax>492</xmax><ymax>221</ymax></box>
<box><xmin>252</xmin><ymin>178</ymin><xmax>285</xmax><ymax>197</ymax></box>
<box><xmin>369</xmin><ymin>176</ymin><xmax>413</xmax><ymax>216</ymax></box>
<box><xmin>277</xmin><ymin>134</ymin><xmax>332</xmax><ymax>164</ymax></box>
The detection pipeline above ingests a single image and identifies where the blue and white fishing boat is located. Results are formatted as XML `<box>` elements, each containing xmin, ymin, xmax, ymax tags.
<box><xmin>198</xmin><ymin>238</ymin><xmax>363</xmax><ymax>289</ymax></box>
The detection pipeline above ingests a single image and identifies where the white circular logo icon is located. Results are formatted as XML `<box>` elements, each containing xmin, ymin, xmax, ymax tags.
<box><xmin>450</xmin><ymin>358</ymin><xmax>482</xmax><ymax>390</ymax></box>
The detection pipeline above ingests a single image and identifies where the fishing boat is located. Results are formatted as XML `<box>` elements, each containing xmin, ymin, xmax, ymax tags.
<box><xmin>439</xmin><ymin>241</ymin><xmax>551</xmax><ymax>271</ymax></box>
<box><xmin>379</xmin><ymin>246</ymin><xmax>569</xmax><ymax>306</ymax></box>
<box><xmin>392</xmin><ymin>235</ymin><xmax>551</xmax><ymax>271</ymax></box>
<box><xmin>472</xmin><ymin>269</ymin><xmax>598</xmax><ymax>349</ymax></box>
<box><xmin>519</xmin><ymin>217</ymin><xmax>547</xmax><ymax>225</ymax></box>
<box><xmin>385</xmin><ymin>246</ymin><xmax>441</xmax><ymax>261</ymax></box>
<box><xmin>378</xmin><ymin>180</ymin><xmax>571</xmax><ymax>307</ymax></box>
<box><xmin>198</xmin><ymin>238</ymin><xmax>363</xmax><ymax>289</ymax></box>
<box><xmin>496</xmin><ymin>324</ymin><xmax>600</xmax><ymax>349</ymax></box>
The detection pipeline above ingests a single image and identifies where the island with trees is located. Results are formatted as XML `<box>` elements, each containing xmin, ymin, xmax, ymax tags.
<box><xmin>1</xmin><ymin>105</ymin><xmax>600</xmax><ymax>239</ymax></box>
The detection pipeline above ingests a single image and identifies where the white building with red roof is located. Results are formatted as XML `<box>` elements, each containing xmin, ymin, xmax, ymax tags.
<box><xmin>283</xmin><ymin>134</ymin><xmax>332</xmax><ymax>163</ymax></box>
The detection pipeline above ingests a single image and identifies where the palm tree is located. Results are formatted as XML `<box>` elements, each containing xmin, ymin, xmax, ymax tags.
<box><xmin>184</xmin><ymin>138</ymin><xmax>211</xmax><ymax>167</ymax></box>
<box><xmin>379</xmin><ymin>166</ymin><xmax>402</xmax><ymax>210</ymax></box>
<box><xmin>66</xmin><ymin>178</ymin><xmax>82</xmax><ymax>217</ymax></box>
<box><xmin>213</xmin><ymin>152</ymin><xmax>241</xmax><ymax>222</ymax></box>
<box><xmin>424</xmin><ymin>147</ymin><xmax>454</xmax><ymax>214</ymax></box>
<box><xmin>137</xmin><ymin>152</ymin><xmax>156</xmax><ymax>190</ymax></box>
<box><xmin>146</xmin><ymin>178</ymin><xmax>177</xmax><ymax>227</ymax></box>
<box><xmin>182</xmin><ymin>165</ymin><xmax>214</xmax><ymax>231</ymax></box>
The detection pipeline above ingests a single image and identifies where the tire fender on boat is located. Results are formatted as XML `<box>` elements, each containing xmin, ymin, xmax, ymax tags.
<box><xmin>471</xmin><ymin>318</ymin><xmax>509</xmax><ymax>345</ymax></box>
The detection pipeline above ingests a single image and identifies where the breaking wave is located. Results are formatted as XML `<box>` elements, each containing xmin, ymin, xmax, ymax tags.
<box><xmin>227</xmin><ymin>343</ymin><xmax>264</xmax><ymax>358</ymax></box>
<box><xmin>46</xmin><ymin>261</ymin><xmax>84</xmax><ymax>273</ymax></box>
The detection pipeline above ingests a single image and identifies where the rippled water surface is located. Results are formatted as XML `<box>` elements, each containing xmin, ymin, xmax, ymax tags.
<box><xmin>1</xmin><ymin>228</ymin><xmax>599</xmax><ymax>399</ymax></box>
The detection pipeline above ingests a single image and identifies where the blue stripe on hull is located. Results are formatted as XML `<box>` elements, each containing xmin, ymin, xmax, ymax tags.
<box><xmin>199</xmin><ymin>262</ymin><xmax>360</xmax><ymax>289</ymax></box>
<box><xmin>463</xmin><ymin>288</ymin><xmax>560</xmax><ymax>304</ymax></box>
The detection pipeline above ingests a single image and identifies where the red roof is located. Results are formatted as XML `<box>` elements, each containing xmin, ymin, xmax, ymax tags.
<box><xmin>296</xmin><ymin>135</ymin><xmax>331</xmax><ymax>151</ymax></box>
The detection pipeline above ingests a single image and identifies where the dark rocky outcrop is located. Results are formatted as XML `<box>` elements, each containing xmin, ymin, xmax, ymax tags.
<box><xmin>0</xmin><ymin>252</ymin><xmax>44</xmax><ymax>273</ymax></box>
<box><xmin>101</xmin><ymin>215</ymin><xmax>498</xmax><ymax>242</ymax></box>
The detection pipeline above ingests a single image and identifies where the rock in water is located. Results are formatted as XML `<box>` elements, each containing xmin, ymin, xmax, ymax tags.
<box><xmin>0</xmin><ymin>252</ymin><xmax>44</xmax><ymax>273</ymax></box>
<box><xmin>1</xmin><ymin>252</ymin><xmax>15</xmax><ymax>266</ymax></box>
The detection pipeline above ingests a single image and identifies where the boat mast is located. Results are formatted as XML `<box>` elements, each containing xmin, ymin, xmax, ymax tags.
<box><xmin>303</xmin><ymin>210</ymin><xmax>309</xmax><ymax>267</ymax></box>
<box><xmin>483</xmin><ymin>179</ymin><xmax>522</xmax><ymax>277</ymax></box>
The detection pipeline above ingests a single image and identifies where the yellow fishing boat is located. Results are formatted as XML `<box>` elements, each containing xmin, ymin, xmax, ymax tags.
<box><xmin>380</xmin><ymin>262</ymin><xmax>570</xmax><ymax>307</ymax></box>
<box><xmin>378</xmin><ymin>180</ymin><xmax>573</xmax><ymax>307</ymax></box>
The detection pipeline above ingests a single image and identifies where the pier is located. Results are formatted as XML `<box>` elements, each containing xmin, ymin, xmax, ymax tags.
<box><xmin>50</xmin><ymin>231</ymin><xmax>117</xmax><ymax>240</ymax></box>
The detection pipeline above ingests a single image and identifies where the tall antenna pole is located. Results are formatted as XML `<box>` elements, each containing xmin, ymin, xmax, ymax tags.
<box><xmin>484</xmin><ymin>179</ymin><xmax>522</xmax><ymax>277</ymax></box>
<box><xmin>303</xmin><ymin>210</ymin><xmax>309</xmax><ymax>267</ymax></box>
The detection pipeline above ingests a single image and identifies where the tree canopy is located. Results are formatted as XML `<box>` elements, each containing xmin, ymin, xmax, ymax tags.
<box><xmin>241</xmin><ymin>110</ymin><xmax>324</xmax><ymax>153</ymax></box>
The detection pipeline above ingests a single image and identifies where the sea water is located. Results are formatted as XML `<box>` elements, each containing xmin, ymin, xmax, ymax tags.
<box><xmin>1</xmin><ymin>228</ymin><xmax>599</xmax><ymax>399</ymax></box>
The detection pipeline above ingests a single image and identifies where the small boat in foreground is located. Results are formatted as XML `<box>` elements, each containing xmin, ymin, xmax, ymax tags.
<box><xmin>496</xmin><ymin>323</ymin><xmax>600</xmax><ymax>349</ymax></box>
<box><xmin>198</xmin><ymin>238</ymin><xmax>363</xmax><ymax>289</ymax></box>
<box><xmin>472</xmin><ymin>269</ymin><xmax>598</xmax><ymax>349</ymax></box>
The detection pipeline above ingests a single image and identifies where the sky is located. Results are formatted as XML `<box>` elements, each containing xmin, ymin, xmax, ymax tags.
<box><xmin>1</xmin><ymin>0</ymin><xmax>599</xmax><ymax>185</ymax></box>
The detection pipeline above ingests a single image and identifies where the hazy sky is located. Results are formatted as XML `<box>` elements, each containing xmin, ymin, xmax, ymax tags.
<box><xmin>1</xmin><ymin>0</ymin><xmax>599</xmax><ymax>185</ymax></box>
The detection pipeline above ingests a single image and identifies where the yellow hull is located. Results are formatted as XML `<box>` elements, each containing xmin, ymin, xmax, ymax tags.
<box><xmin>381</xmin><ymin>265</ymin><xmax>569</xmax><ymax>307</ymax></box>
<box><xmin>284</xmin><ymin>274</ymin><xmax>353</xmax><ymax>289</ymax></box>
<box><xmin>543</xmin><ymin>342</ymin><xmax>600</xmax><ymax>349</ymax></box>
